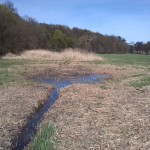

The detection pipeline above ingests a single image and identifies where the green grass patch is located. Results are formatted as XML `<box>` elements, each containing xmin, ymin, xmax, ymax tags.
<box><xmin>0</xmin><ymin>59</ymin><xmax>62</xmax><ymax>69</ymax></box>
<box><xmin>0</xmin><ymin>59</ymin><xmax>36</xmax><ymax>86</ymax></box>
<box><xmin>0</xmin><ymin>59</ymin><xmax>31</xmax><ymax>86</ymax></box>
<box><xmin>30</xmin><ymin>124</ymin><xmax>56</xmax><ymax>150</ymax></box>
<box><xmin>99</xmin><ymin>54</ymin><xmax>150</xmax><ymax>66</ymax></box>
<box><xmin>130</xmin><ymin>76</ymin><xmax>150</xmax><ymax>88</ymax></box>
<box><xmin>100</xmin><ymin>84</ymin><xmax>108</xmax><ymax>90</ymax></box>
<box><xmin>95</xmin><ymin>95</ymin><xmax>104</xmax><ymax>99</ymax></box>
<box><xmin>130</xmin><ymin>73</ymin><xmax>145</xmax><ymax>78</ymax></box>
<box><xmin>0</xmin><ymin>59</ymin><xmax>30</xmax><ymax>68</ymax></box>
<box><xmin>0</xmin><ymin>69</ymin><xmax>16</xmax><ymax>85</ymax></box>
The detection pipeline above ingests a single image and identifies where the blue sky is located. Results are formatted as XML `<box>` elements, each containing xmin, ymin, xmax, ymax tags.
<box><xmin>0</xmin><ymin>0</ymin><xmax>150</xmax><ymax>43</ymax></box>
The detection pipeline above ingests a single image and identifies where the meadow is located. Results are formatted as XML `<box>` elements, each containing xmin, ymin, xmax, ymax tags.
<box><xmin>0</xmin><ymin>50</ymin><xmax>149</xmax><ymax>150</ymax></box>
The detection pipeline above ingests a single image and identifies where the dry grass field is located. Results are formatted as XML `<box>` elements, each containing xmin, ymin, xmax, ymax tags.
<box><xmin>40</xmin><ymin>71</ymin><xmax>150</xmax><ymax>150</ymax></box>
<box><xmin>0</xmin><ymin>49</ymin><xmax>102</xmax><ymax>150</ymax></box>
<box><xmin>0</xmin><ymin>50</ymin><xmax>150</xmax><ymax>150</ymax></box>
<box><xmin>3</xmin><ymin>49</ymin><xmax>102</xmax><ymax>62</ymax></box>
<box><xmin>33</xmin><ymin>63</ymin><xmax>150</xmax><ymax>150</ymax></box>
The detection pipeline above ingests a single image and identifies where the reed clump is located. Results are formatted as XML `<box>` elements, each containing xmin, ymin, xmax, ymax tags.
<box><xmin>3</xmin><ymin>48</ymin><xmax>103</xmax><ymax>62</ymax></box>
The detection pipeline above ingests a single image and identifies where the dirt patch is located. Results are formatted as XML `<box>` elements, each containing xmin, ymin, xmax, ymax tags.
<box><xmin>0</xmin><ymin>84</ymin><xmax>53</xmax><ymax>150</ymax></box>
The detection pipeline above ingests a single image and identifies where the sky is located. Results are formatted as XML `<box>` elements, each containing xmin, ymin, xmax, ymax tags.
<box><xmin>0</xmin><ymin>0</ymin><xmax>150</xmax><ymax>43</ymax></box>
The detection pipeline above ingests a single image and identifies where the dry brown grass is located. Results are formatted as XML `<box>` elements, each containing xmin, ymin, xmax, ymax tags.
<box><xmin>41</xmin><ymin>83</ymin><xmax>150</xmax><ymax>150</ymax></box>
<box><xmin>36</xmin><ymin>64</ymin><xmax>150</xmax><ymax>150</ymax></box>
<box><xmin>3</xmin><ymin>48</ymin><xmax>103</xmax><ymax>62</ymax></box>
<box><xmin>0</xmin><ymin>54</ymin><xmax>150</xmax><ymax>150</ymax></box>
<box><xmin>0</xmin><ymin>60</ymin><xmax>102</xmax><ymax>150</ymax></box>
<box><xmin>0</xmin><ymin>84</ymin><xmax>53</xmax><ymax>150</ymax></box>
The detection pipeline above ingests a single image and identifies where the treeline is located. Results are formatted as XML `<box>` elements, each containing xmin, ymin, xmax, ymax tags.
<box><xmin>130</xmin><ymin>42</ymin><xmax>150</xmax><ymax>55</ymax></box>
<box><xmin>0</xmin><ymin>1</ymin><xmax>131</xmax><ymax>56</ymax></box>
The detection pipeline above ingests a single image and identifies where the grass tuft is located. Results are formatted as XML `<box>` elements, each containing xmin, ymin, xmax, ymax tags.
<box><xmin>29</xmin><ymin>124</ymin><xmax>55</xmax><ymax>150</ymax></box>
<box><xmin>130</xmin><ymin>76</ymin><xmax>150</xmax><ymax>88</ymax></box>
<box><xmin>100</xmin><ymin>84</ymin><xmax>108</xmax><ymax>90</ymax></box>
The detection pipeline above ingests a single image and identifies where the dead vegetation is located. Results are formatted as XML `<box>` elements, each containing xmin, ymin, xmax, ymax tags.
<box><xmin>3</xmin><ymin>48</ymin><xmax>103</xmax><ymax>62</ymax></box>
<box><xmin>1</xmin><ymin>51</ymin><xmax>150</xmax><ymax>150</ymax></box>
<box><xmin>38</xmin><ymin>64</ymin><xmax>150</xmax><ymax>150</ymax></box>
<box><xmin>42</xmin><ymin>83</ymin><xmax>150</xmax><ymax>150</ymax></box>
<box><xmin>0</xmin><ymin>84</ymin><xmax>53</xmax><ymax>150</ymax></box>
<box><xmin>0</xmin><ymin>49</ymin><xmax>102</xmax><ymax>150</ymax></box>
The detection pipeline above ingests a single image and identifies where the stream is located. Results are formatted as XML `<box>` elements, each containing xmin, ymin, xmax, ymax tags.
<box><xmin>13</xmin><ymin>74</ymin><xmax>110</xmax><ymax>150</ymax></box>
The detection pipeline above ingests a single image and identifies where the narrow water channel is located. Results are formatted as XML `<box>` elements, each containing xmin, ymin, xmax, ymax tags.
<box><xmin>13</xmin><ymin>74</ymin><xmax>110</xmax><ymax>150</ymax></box>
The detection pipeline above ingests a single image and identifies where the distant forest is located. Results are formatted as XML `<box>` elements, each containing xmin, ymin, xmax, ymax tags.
<box><xmin>0</xmin><ymin>1</ymin><xmax>150</xmax><ymax>56</ymax></box>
